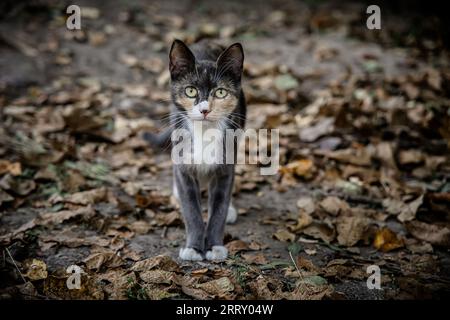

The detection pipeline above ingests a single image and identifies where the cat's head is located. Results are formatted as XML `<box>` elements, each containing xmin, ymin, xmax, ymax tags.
<box><xmin>168</xmin><ymin>39</ymin><xmax>244</xmax><ymax>122</ymax></box>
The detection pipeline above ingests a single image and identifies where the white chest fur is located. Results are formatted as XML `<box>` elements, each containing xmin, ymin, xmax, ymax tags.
<box><xmin>189</xmin><ymin>120</ymin><xmax>223</xmax><ymax>177</ymax></box>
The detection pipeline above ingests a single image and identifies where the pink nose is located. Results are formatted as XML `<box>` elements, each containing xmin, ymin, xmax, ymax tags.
<box><xmin>201</xmin><ymin>110</ymin><xmax>210</xmax><ymax>116</ymax></box>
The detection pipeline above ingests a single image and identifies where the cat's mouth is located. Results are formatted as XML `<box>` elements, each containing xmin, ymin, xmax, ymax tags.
<box><xmin>189</xmin><ymin>115</ymin><xmax>216</xmax><ymax>122</ymax></box>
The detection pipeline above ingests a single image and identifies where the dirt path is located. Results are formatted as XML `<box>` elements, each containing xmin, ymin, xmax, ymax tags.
<box><xmin>1</xmin><ymin>0</ymin><xmax>449</xmax><ymax>300</ymax></box>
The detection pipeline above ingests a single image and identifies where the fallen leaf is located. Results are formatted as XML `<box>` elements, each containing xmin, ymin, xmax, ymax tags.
<box><xmin>336</xmin><ymin>216</ymin><xmax>371</xmax><ymax>246</ymax></box>
<box><xmin>155</xmin><ymin>211</ymin><xmax>182</xmax><ymax>227</ymax></box>
<box><xmin>83</xmin><ymin>250</ymin><xmax>124</xmax><ymax>271</ymax></box>
<box><xmin>225</xmin><ymin>240</ymin><xmax>249</xmax><ymax>255</ymax></box>
<box><xmin>288</xmin><ymin>211</ymin><xmax>313</xmax><ymax>232</ymax></box>
<box><xmin>129</xmin><ymin>220</ymin><xmax>153</xmax><ymax>234</ymax></box>
<box><xmin>249</xmin><ymin>275</ymin><xmax>284</xmax><ymax>299</ymax></box>
<box><xmin>373</xmin><ymin>228</ymin><xmax>404</xmax><ymax>252</ymax></box>
<box><xmin>299</xmin><ymin>117</ymin><xmax>334</xmax><ymax>142</ymax></box>
<box><xmin>131</xmin><ymin>255</ymin><xmax>180</xmax><ymax>272</ymax></box>
<box><xmin>398</xmin><ymin>150</ymin><xmax>425</xmax><ymax>166</ymax></box>
<box><xmin>296</xmin><ymin>196</ymin><xmax>315</xmax><ymax>214</ymax></box>
<box><xmin>197</xmin><ymin>277</ymin><xmax>234</xmax><ymax>299</ymax></box>
<box><xmin>280</xmin><ymin>159</ymin><xmax>315</xmax><ymax>179</ymax></box>
<box><xmin>319</xmin><ymin>196</ymin><xmax>349</xmax><ymax>216</ymax></box>
<box><xmin>95</xmin><ymin>269</ymin><xmax>134</xmax><ymax>300</ymax></box>
<box><xmin>273</xmin><ymin>229</ymin><xmax>296</xmax><ymax>242</ymax></box>
<box><xmin>38</xmin><ymin>206</ymin><xmax>96</xmax><ymax>225</ymax></box>
<box><xmin>241</xmin><ymin>253</ymin><xmax>268</xmax><ymax>265</ymax></box>
<box><xmin>302</xmin><ymin>221</ymin><xmax>336</xmax><ymax>243</ymax></box>
<box><xmin>181</xmin><ymin>285</ymin><xmax>211</xmax><ymax>300</ymax></box>
<box><xmin>24</xmin><ymin>259</ymin><xmax>48</xmax><ymax>281</ymax></box>
<box><xmin>0</xmin><ymin>160</ymin><xmax>22</xmax><ymax>176</ymax></box>
<box><xmin>383</xmin><ymin>195</ymin><xmax>424</xmax><ymax>222</ymax></box>
<box><xmin>60</xmin><ymin>187</ymin><xmax>107</xmax><ymax>205</ymax></box>
<box><xmin>406</xmin><ymin>221</ymin><xmax>450</xmax><ymax>247</ymax></box>
<box><xmin>139</xmin><ymin>270</ymin><xmax>176</xmax><ymax>284</ymax></box>
<box><xmin>191</xmin><ymin>268</ymin><xmax>209</xmax><ymax>275</ymax></box>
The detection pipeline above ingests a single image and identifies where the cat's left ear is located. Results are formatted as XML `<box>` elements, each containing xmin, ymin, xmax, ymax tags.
<box><xmin>216</xmin><ymin>43</ymin><xmax>244</xmax><ymax>81</ymax></box>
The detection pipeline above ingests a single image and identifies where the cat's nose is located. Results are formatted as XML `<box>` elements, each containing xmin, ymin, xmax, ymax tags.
<box><xmin>201</xmin><ymin>110</ymin><xmax>210</xmax><ymax>117</ymax></box>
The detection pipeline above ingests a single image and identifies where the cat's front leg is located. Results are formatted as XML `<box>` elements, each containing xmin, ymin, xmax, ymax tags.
<box><xmin>205</xmin><ymin>166</ymin><xmax>234</xmax><ymax>261</ymax></box>
<box><xmin>174</xmin><ymin>166</ymin><xmax>204</xmax><ymax>261</ymax></box>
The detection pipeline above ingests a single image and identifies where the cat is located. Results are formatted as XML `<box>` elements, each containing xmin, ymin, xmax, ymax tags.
<box><xmin>145</xmin><ymin>39</ymin><xmax>246</xmax><ymax>261</ymax></box>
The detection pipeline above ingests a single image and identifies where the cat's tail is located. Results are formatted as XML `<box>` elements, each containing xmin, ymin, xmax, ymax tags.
<box><xmin>143</xmin><ymin>128</ymin><xmax>172</xmax><ymax>151</ymax></box>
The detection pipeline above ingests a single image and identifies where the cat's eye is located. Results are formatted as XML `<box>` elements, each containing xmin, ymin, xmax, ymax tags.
<box><xmin>214</xmin><ymin>88</ymin><xmax>228</xmax><ymax>99</ymax></box>
<box><xmin>185</xmin><ymin>86</ymin><xmax>198</xmax><ymax>98</ymax></box>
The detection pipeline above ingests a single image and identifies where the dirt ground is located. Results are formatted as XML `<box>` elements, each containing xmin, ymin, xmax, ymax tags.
<box><xmin>0</xmin><ymin>0</ymin><xmax>449</xmax><ymax>300</ymax></box>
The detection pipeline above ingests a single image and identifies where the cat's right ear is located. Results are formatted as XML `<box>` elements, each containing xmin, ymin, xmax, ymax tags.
<box><xmin>169</xmin><ymin>40</ymin><xmax>195</xmax><ymax>80</ymax></box>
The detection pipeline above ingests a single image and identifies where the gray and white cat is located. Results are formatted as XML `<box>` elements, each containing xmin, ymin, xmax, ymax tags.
<box><xmin>145</xmin><ymin>40</ymin><xmax>246</xmax><ymax>261</ymax></box>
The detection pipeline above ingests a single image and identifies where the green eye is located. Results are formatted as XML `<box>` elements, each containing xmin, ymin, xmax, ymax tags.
<box><xmin>185</xmin><ymin>86</ymin><xmax>198</xmax><ymax>98</ymax></box>
<box><xmin>214</xmin><ymin>88</ymin><xmax>228</xmax><ymax>99</ymax></box>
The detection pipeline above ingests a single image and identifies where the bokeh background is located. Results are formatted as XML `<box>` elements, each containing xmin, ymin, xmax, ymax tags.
<box><xmin>0</xmin><ymin>0</ymin><xmax>449</xmax><ymax>300</ymax></box>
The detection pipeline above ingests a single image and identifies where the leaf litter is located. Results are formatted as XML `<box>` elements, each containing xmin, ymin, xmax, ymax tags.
<box><xmin>0</xmin><ymin>0</ymin><xmax>449</xmax><ymax>300</ymax></box>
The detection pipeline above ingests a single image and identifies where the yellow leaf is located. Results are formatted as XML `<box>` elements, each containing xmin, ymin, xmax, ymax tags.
<box><xmin>25</xmin><ymin>259</ymin><xmax>48</xmax><ymax>281</ymax></box>
<box><xmin>373</xmin><ymin>228</ymin><xmax>404</xmax><ymax>252</ymax></box>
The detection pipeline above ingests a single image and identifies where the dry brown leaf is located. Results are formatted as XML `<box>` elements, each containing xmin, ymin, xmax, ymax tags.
<box><xmin>280</xmin><ymin>159</ymin><xmax>315</xmax><ymax>179</ymax></box>
<box><xmin>226</xmin><ymin>240</ymin><xmax>249</xmax><ymax>255</ymax></box>
<box><xmin>319</xmin><ymin>196</ymin><xmax>349</xmax><ymax>216</ymax></box>
<box><xmin>383</xmin><ymin>195</ymin><xmax>423</xmax><ymax>222</ymax></box>
<box><xmin>273</xmin><ymin>229</ymin><xmax>296</xmax><ymax>242</ymax></box>
<box><xmin>0</xmin><ymin>160</ymin><xmax>22</xmax><ymax>176</ymax></box>
<box><xmin>296</xmin><ymin>196</ymin><xmax>315</xmax><ymax>214</ymax></box>
<box><xmin>129</xmin><ymin>220</ymin><xmax>153</xmax><ymax>234</ymax></box>
<box><xmin>289</xmin><ymin>279</ymin><xmax>333</xmax><ymax>300</ymax></box>
<box><xmin>288</xmin><ymin>211</ymin><xmax>313</xmax><ymax>232</ymax></box>
<box><xmin>61</xmin><ymin>187</ymin><xmax>107</xmax><ymax>205</ymax></box>
<box><xmin>249</xmin><ymin>275</ymin><xmax>284</xmax><ymax>300</ymax></box>
<box><xmin>83</xmin><ymin>250</ymin><xmax>124</xmax><ymax>271</ymax></box>
<box><xmin>296</xmin><ymin>256</ymin><xmax>320</xmax><ymax>273</ymax></box>
<box><xmin>241</xmin><ymin>253</ymin><xmax>268</xmax><ymax>265</ymax></box>
<box><xmin>302</xmin><ymin>221</ymin><xmax>336</xmax><ymax>243</ymax></box>
<box><xmin>197</xmin><ymin>277</ymin><xmax>235</xmax><ymax>299</ymax></box>
<box><xmin>140</xmin><ymin>270</ymin><xmax>176</xmax><ymax>284</ymax></box>
<box><xmin>325</xmin><ymin>146</ymin><xmax>373</xmax><ymax>166</ymax></box>
<box><xmin>248</xmin><ymin>241</ymin><xmax>267</xmax><ymax>251</ymax></box>
<box><xmin>336</xmin><ymin>216</ymin><xmax>371</xmax><ymax>246</ymax></box>
<box><xmin>406</xmin><ymin>221</ymin><xmax>450</xmax><ymax>247</ymax></box>
<box><xmin>38</xmin><ymin>206</ymin><xmax>96</xmax><ymax>225</ymax></box>
<box><xmin>299</xmin><ymin>117</ymin><xmax>334</xmax><ymax>142</ymax></box>
<box><xmin>24</xmin><ymin>259</ymin><xmax>48</xmax><ymax>281</ymax></box>
<box><xmin>131</xmin><ymin>255</ymin><xmax>180</xmax><ymax>272</ymax></box>
<box><xmin>398</xmin><ymin>150</ymin><xmax>425</xmax><ymax>166</ymax></box>
<box><xmin>155</xmin><ymin>211</ymin><xmax>182</xmax><ymax>227</ymax></box>
<box><xmin>191</xmin><ymin>268</ymin><xmax>209</xmax><ymax>275</ymax></box>
<box><xmin>181</xmin><ymin>285</ymin><xmax>212</xmax><ymax>300</ymax></box>
<box><xmin>95</xmin><ymin>269</ymin><xmax>134</xmax><ymax>300</ymax></box>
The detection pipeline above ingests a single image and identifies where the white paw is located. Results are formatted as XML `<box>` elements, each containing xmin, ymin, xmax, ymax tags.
<box><xmin>205</xmin><ymin>246</ymin><xmax>228</xmax><ymax>261</ymax></box>
<box><xmin>179</xmin><ymin>248</ymin><xmax>203</xmax><ymax>261</ymax></box>
<box><xmin>226</xmin><ymin>203</ymin><xmax>237</xmax><ymax>224</ymax></box>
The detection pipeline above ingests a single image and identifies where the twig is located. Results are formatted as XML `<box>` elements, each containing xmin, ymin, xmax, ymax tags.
<box><xmin>161</xmin><ymin>226</ymin><xmax>168</xmax><ymax>238</ymax></box>
<box><xmin>5</xmin><ymin>247</ymin><xmax>27</xmax><ymax>283</ymax></box>
<box><xmin>288</xmin><ymin>251</ymin><xmax>303</xmax><ymax>280</ymax></box>
<box><xmin>288</xmin><ymin>251</ymin><xmax>316</xmax><ymax>293</ymax></box>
